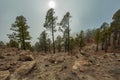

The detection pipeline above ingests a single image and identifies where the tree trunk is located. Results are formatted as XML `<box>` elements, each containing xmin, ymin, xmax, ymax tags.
<box><xmin>23</xmin><ymin>38</ymin><xmax>25</xmax><ymax>50</ymax></box>
<box><xmin>52</xmin><ymin>24</ymin><xmax>55</xmax><ymax>54</ymax></box>
<box><xmin>44</xmin><ymin>40</ymin><xmax>47</xmax><ymax>53</ymax></box>
<box><xmin>48</xmin><ymin>43</ymin><xmax>51</xmax><ymax>52</ymax></box>
<box><xmin>64</xmin><ymin>38</ymin><xmax>67</xmax><ymax>52</ymax></box>
<box><xmin>68</xmin><ymin>18</ymin><xmax>70</xmax><ymax>53</ymax></box>
<box><xmin>108</xmin><ymin>34</ymin><xmax>111</xmax><ymax>46</ymax></box>
<box><xmin>104</xmin><ymin>38</ymin><xmax>108</xmax><ymax>53</ymax></box>
<box><xmin>21</xmin><ymin>27</ymin><xmax>26</xmax><ymax>50</ymax></box>
<box><xmin>101</xmin><ymin>42</ymin><xmax>104</xmax><ymax>50</ymax></box>
<box><xmin>96</xmin><ymin>40</ymin><xmax>99</xmax><ymax>51</ymax></box>
<box><xmin>59</xmin><ymin>43</ymin><xmax>61</xmax><ymax>52</ymax></box>
<box><xmin>79</xmin><ymin>47</ymin><xmax>82</xmax><ymax>53</ymax></box>
<box><xmin>117</xmin><ymin>32</ymin><xmax>120</xmax><ymax>45</ymax></box>
<box><xmin>112</xmin><ymin>33</ymin><xmax>116</xmax><ymax>49</ymax></box>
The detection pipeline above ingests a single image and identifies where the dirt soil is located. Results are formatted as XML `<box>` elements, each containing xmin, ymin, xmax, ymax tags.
<box><xmin>0</xmin><ymin>47</ymin><xmax>120</xmax><ymax>80</ymax></box>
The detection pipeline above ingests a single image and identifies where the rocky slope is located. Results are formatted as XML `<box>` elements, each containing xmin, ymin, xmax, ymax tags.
<box><xmin>0</xmin><ymin>47</ymin><xmax>120</xmax><ymax>80</ymax></box>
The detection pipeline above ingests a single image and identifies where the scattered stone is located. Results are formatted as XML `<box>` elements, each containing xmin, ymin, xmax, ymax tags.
<box><xmin>6</xmin><ymin>52</ymin><xmax>16</xmax><ymax>56</ymax></box>
<box><xmin>55</xmin><ymin>57</ymin><xmax>65</xmax><ymax>64</ymax></box>
<box><xmin>19</xmin><ymin>54</ymin><xmax>34</xmax><ymax>61</ymax></box>
<box><xmin>10</xmin><ymin>61</ymin><xmax>36</xmax><ymax>80</ymax></box>
<box><xmin>81</xmin><ymin>74</ymin><xmax>96</xmax><ymax>80</ymax></box>
<box><xmin>72</xmin><ymin>59</ymin><xmax>89</xmax><ymax>72</ymax></box>
<box><xmin>0</xmin><ymin>70</ymin><xmax>10</xmax><ymax>80</ymax></box>
<box><xmin>0</xmin><ymin>54</ymin><xmax>5</xmax><ymax>59</ymax></box>
<box><xmin>45</xmin><ymin>64</ymin><xmax>49</xmax><ymax>67</ymax></box>
<box><xmin>103</xmin><ymin>74</ymin><xmax>114</xmax><ymax>80</ymax></box>
<box><xmin>110</xmin><ymin>68</ymin><xmax>120</xmax><ymax>74</ymax></box>
<box><xmin>0</xmin><ymin>47</ymin><xmax>119</xmax><ymax>80</ymax></box>
<box><xmin>19</xmin><ymin>51</ymin><xmax>28</xmax><ymax>55</ymax></box>
<box><xmin>88</xmin><ymin>56</ymin><xmax>97</xmax><ymax>65</ymax></box>
<box><xmin>56</xmin><ymin>71</ymin><xmax>80</xmax><ymax>80</ymax></box>
<box><xmin>81</xmin><ymin>51</ymin><xmax>90</xmax><ymax>57</ymax></box>
<box><xmin>72</xmin><ymin>61</ymin><xmax>80</xmax><ymax>70</ymax></box>
<box><xmin>49</xmin><ymin>58</ymin><xmax>55</xmax><ymax>64</ymax></box>
<box><xmin>117</xmin><ymin>59</ymin><xmax>120</xmax><ymax>62</ymax></box>
<box><xmin>0</xmin><ymin>63</ymin><xmax>10</xmax><ymax>70</ymax></box>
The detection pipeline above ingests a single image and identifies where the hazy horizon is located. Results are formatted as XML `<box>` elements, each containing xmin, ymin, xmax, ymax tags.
<box><xmin>0</xmin><ymin>0</ymin><xmax>120</xmax><ymax>44</ymax></box>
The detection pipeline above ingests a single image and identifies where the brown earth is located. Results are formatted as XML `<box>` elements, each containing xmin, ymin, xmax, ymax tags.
<box><xmin>0</xmin><ymin>47</ymin><xmax>120</xmax><ymax>80</ymax></box>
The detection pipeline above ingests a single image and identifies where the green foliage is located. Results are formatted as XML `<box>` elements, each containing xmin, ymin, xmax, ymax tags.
<box><xmin>46</xmin><ymin>38</ymin><xmax>52</xmax><ymax>52</ymax></box>
<box><xmin>0</xmin><ymin>41</ymin><xmax>5</xmax><ymax>46</ymax></box>
<box><xmin>25</xmin><ymin>42</ymin><xmax>33</xmax><ymax>51</ymax></box>
<box><xmin>9</xmin><ymin>15</ymin><xmax>31</xmax><ymax>50</ymax></box>
<box><xmin>35</xmin><ymin>31</ymin><xmax>51</xmax><ymax>53</ymax></box>
<box><xmin>85</xmin><ymin>29</ymin><xmax>95</xmax><ymax>43</ymax></box>
<box><xmin>55</xmin><ymin>35</ymin><xmax>62</xmax><ymax>52</ymax></box>
<box><xmin>38</xmin><ymin>31</ymin><xmax>47</xmax><ymax>53</ymax></box>
<box><xmin>6</xmin><ymin>40</ymin><xmax>19</xmax><ymax>48</ymax></box>
<box><xmin>63</xmin><ymin>27</ymin><xmax>69</xmax><ymax>52</ymax></box>
<box><xmin>110</xmin><ymin>9</ymin><xmax>120</xmax><ymax>48</ymax></box>
<box><xmin>99</xmin><ymin>22</ymin><xmax>109</xmax><ymax>51</ymax></box>
<box><xmin>70</xmin><ymin>37</ymin><xmax>76</xmax><ymax>53</ymax></box>
<box><xmin>7</xmin><ymin>32</ymin><xmax>19</xmax><ymax>48</ymax></box>
<box><xmin>44</xmin><ymin>8</ymin><xmax>57</xmax><ymax>53</ymax></box>
<box><xmin>112</xmin><ymin>9</ymin><xmax>120</xmax><ymax>21</ymax></box>
<box><xmin>34</xmin><ymin>42</ymin><xmax>40</xmax><ymax>52</ymax></box>
<box><xmin>76</xmin><ymin>30</ymin><xmax>85</xmax><ymax>52</ymax></box>
<box><xmin>94</xmin><ymin>28</ymin><xmax>100</xmax><ymax>51</ymax></box>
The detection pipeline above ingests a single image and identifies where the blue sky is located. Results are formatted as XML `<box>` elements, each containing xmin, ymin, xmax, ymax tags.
<box><xmin>0</xmin><ymin>0</ymin><xmax>120</xmax><ymax>44</ymax></box>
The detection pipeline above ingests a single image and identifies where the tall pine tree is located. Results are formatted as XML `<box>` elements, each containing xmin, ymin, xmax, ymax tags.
<box><xmin>44</xmin><ymin>8</ymin><xmax>57</xmax><ymax>53</ymax></box>
<box><xmin>38</xmin><ymin>31</ymin><xmax>47</xmax><ymax>53</ymax></box>
<box><xmin>10</xmin><ymin>15</ymin><xmax>31</xmax><ymax>50</ymax></box>
<box><xmin>59</xmin><ymin>12</ymin><xmax>71</xmax><ymax>53</ymax></box>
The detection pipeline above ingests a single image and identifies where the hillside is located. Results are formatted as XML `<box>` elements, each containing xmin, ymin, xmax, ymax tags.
<box><xmin>0</xmin><ymin>47</ymin><xmax>120</xmax><ymax>80</ymax></box>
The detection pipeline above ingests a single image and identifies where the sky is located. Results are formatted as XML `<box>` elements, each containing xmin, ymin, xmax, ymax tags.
<box><xmin>0</xmin><ymin>0</ymin><xmax>120</xmax><ymax>44</ymax></box>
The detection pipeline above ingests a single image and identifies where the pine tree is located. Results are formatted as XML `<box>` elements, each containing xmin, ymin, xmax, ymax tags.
<box><xmin>110</xmin><ymin>9</ymin><xmax>120</xmax><ymax>48</ymax></box>
<box><xmin>100</xmin><ymin>22</ymin><xmax>109</xmax><ymax>50</ymax></box>
<box><xmin>94</xmin><ymin>28</ymin><xmax>100</xmax><ymax>51</ymax></box>
<box><xmin>7</xmin><ymin>32</ymin><xmax>19</xmax><ymax>48</ymax></box>
<box><xmin>10</xmin><ymin>15</ymin><xmax>31</xmax><ymax>50</ymax></box>
<box><xmin>46</xmin><ymin>38</ymin><xmax>51</xmax><ymax>52</ymax></box>
<box><xmin>0</xmin><ymin>41</ymin><xmax>5</xmax><ymax>47</ymax></box>
<box><xmin>70</xmin><ymin>37</ymin><xmax>76</xmax><ymax>54</ymax></box>
<box><xmin>38</xmin><ymin>31</ymin><xmax>47</xmax><ymax>53</ymax></box>
<box><xmin>44</xmin><ymin>8</ymin><xmax>57</xmax><ymax>53</ymax></box>
<box><xmin>55</xmin><ymin>35</ymin><xmax>62</xmax><ymax>52</ymax></box>
<box><xmin>85</xmin><ymin>29</ymin><xmax>95</xmax><ymax>43</ymax></box>
<box><xmin>76</xmin><ymin>30</ymin><xmax>85</xmax><ymax>53</ymax></box>
<box><xmin>34</xmin><ymin>42</ymin><xmax>40</xmax><ymax>52</ymax></box>
<box><xmin>59</xmin><ymin>12</ymin><xmax>71</xmax><ymax>53</ymax></box>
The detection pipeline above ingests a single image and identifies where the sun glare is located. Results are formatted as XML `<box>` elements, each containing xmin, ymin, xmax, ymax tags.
<box><xmin>49</xmin><ymin>0</ymin><xmax>56</xmax><ymax>8</ymax></box>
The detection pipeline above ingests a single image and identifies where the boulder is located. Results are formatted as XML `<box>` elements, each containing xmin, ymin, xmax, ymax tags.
<box><xmin>0</xmin><ymin>70</ymin><xmax>10</xmax><ymax>80</ymax></box>
<box><xmin>19</xmin><ymin>54</ymin><xmax>34</xmax><ymax>61</ymax></box>
<box><xmin>72</xmin><ymin>61</ymin><xmax>80</xmax><ymax>70</ymax></box>
<box><xmin>19</xmin><ymin>50</ymin><xmax>32</xmax><ymax>55</ymax></box>
<box><xmin>72</xmin><ymin>59</ymin><xmax>90</xmax><ymax>72</ymax></box>
<box><xmin>56</xmin><ymin>71</ymin><xmax>80</xmax><ymax>80</ymax></box>
<box><xmin>0</xmin><ymin>54</ymin><xmax>5</xmax><ymax>59</ymax></box>
<box><xmin>80</xmin><ymin>51</ymin><xmax>90</xmax><ymax>57</ymax></box>
<box><xmin>0</xmin><ymin>63</ymin><xmax>10</xmax><ymax>71</ymax></box>
<box><xmin>55</xmin><ymin>56</ymin><xmax>65</xmax><ymax>64</ymax></box>
<box><xmin>10</xmin><ymin>61</ymin><xmax>36</xmax><ymax>80</ymax></box>
<box><xmin>6</xmin><ymin>52</ymin><xmax>16</xmax><ymax>56</ymax></box>
<box><xmin>117</xmin><ymin>59</ymin><xmax>120</xmax><ymax>62</ymax></box>
<box><xmin>47</xmin><ymin>54</ymin><xmax>65</xmax><ymax>64</ymax></box>
<box><xmin>80</xmin><ymin>74</ymin><xmax>96</xmax><ymax>80</ymax></box>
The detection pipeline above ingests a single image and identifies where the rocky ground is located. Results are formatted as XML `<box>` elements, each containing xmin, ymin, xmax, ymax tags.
<box><xmin>0</xmin><ymin>47</ymin><xmax>120</xmax><ymax>80</ymax></box>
